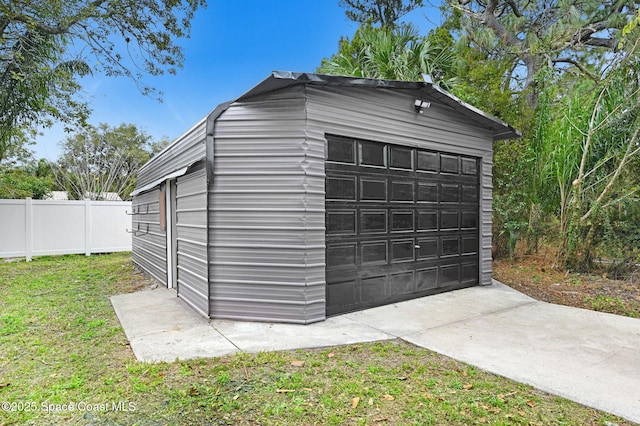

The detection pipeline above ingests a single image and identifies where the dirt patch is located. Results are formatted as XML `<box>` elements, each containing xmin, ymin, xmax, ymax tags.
<box><xmin>494</xmin><ymin>250</ymin><xmax>640</xmax><ymax>318</ymax></box>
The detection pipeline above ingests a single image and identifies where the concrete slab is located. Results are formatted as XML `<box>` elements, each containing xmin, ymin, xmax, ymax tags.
<box><xmin>404</xmin><ymin>300</ymin><xmax>640</xmax><ymax>423</ymax></box>
<box><xmin>111</xmin><ymin>283</ymin><xmax>640</xmax><ymax>423</ymax></box>
<box><xmin>111</xmin><ymin>290</ymin><xmax>239</xmax><ymax>362</ymax></box>
<box><xmin>211</xmin><ymin>316</ymin><xmax>393</xmax><ymax>353</ymax></box>
<box><xmin>344</xmin><ymin>280</ymin><xmax>536</xmax><ymax>337</ymax></box>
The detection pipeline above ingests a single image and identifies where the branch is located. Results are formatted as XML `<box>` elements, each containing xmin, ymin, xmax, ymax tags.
<box><xmin>567</xmin><ymin>21</ymin><xmax>617</xmax><ymax>50</ymax></box>
<box><xmin>9</xmin><ymin>0</ymin><xmax>107</xmax><ymax>35</ymax></box>
<box><xmin>552</xmin><ymin>58</ymin><xmax>600</xmax><ymax>83</ymax></box>
<box><xmin>505</xmin><ymin>0</ymin><xmax>522</xmax><ymax>17</ymax></box>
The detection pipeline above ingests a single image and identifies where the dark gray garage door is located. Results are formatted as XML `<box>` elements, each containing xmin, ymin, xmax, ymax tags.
<box><xmin>325</xmin><ymin>135</ymin><xmax>480</xmax><ymax>316</ymax></box>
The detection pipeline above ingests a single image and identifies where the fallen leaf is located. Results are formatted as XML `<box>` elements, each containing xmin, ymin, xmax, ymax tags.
<box><xmin>233</xmin><ymin>394</ymin><xmax>239</xmax><ymax>400</ymax></box>
<box><xmin>0</xmin><ymin>383</ymin><xmax>9</xmax><ymax>388</ymax></box>
<box><xmin>462</xmin><ymin>371</ymin><xmax>468</xmax><ymax>377</ymax></box>
<box><xmin>526</xmin><ymin>400</ymin><xmax>535</xmax><ymax>408</ymax></box>
<box><xmin>518</xmin><ymin>410</ymin><xmax>526</xmax><ymax>416</ymax></box>
<box><xmin>327</xmin><ymin>352</ymin><xmax>335</xmax><ymax>358</ymax></box>
<box><xmin>383</xmin><ymin>394</ymin><xmax>395</xmax><ymax>401</ymax></box>
<box><xmin>368</xmin><ymin>398</ymin><xmax>374</xmax><ymax>405</ymax></box>
<box><xmin>291</xmin><ymin>360</ymin><xmax>305</xmax><ymax>367</ymax></box>
<box><xmin>351</xmin><ymin>397</ymin><xmax>360</xmax><ymax>408</ymax></box>
<box><xmin>276</xmin><ymin>389</ymin><xmax>295</xmax><ymax>393</ymax></box>
<box><xmin>424</xmin><ymin>393</ymin><xmax>434</xmax><ymax>399</ymax></box>
<box><xmin>375</xmin><ymin>417</ymin><xmax>388</xmax><ymax>422</ymax></box>
<box><xmin>460</xmin><ymin>410</ymin><xmax>467</xmax><ymax>416</ymax></box>
<box><xmin>479</xmin><ymin>417</ymin><xmax>487</xmax><ymax>423</ymax></box>
<box><xmin>463</xmin><ymin>384</ymin><xmax>473</xmax><ymax>390</ymax></box>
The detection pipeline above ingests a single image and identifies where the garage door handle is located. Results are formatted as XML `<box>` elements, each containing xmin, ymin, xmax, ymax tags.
<box><xmin>414</xmin><ymin>245</ymin><xmax>421</xmax><ymax>249</ymax></box>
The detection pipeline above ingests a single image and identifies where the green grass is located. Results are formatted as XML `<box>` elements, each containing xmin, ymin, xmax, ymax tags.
<box><xmin>0</xmin><ymin>253</ymin><xmax>635</xmax><ymax>425</ymax></box>
<box><xmin>584</xmin><ymin>294</ymin><xmax>640</xmax><ymax>318</ymax></box>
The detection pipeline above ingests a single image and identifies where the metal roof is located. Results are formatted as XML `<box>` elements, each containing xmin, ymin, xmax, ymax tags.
<box><xmin>238</xmin><ymin>71</ymin><xmax>520</xmax><ymax>141</ymax></box>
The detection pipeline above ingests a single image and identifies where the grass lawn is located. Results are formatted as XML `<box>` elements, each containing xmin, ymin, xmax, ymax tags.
<box><xmin>0</xmin><ymin>253</ymin><xmax>634</xmax><ymax>425</ymax></box>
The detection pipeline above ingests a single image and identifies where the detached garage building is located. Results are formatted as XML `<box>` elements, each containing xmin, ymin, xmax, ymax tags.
<box><xmin>130</xmin><ymin>71</ymin><xmax>519</xmax><ymax>324</ymax></box>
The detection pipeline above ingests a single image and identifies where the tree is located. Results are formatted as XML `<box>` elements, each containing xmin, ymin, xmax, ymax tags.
<box><xmin>318</xmin><ymin>23</ymin><xmax>458</xmax><ymax>88</ymax></box>
<box><xmin>0</xmin><ymin>159</ymin><xmax>56</xmax><ymax>199</ymax></box>
<box><xmin>0</xmin><ymin>0</ymin><xmax>205</xmax><ymax>165</ymax></box>
<box><xmin>53</xmin><ymin>123</ymin><xmax>168</xmax><ymax>200</ymax></box>
<box><xmin>531</xmin><ymin>37</ymin><xmax>640</xmax><ymax>269</ymax></box>
<box><xmin>339</xmin><ymin>0</ymin><xmax>424</xmax><ymax>28</ymax></box>
<box><xmin>447</xmin><ymin>0</ymin><xmax>636</xmax><ymax>107</ymax></box>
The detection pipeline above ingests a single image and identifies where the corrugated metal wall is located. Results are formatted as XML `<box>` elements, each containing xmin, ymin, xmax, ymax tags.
<box><xmin>175</xmin><ymin>163</ymin><xmax>209</xmax><ymax>316</ymax></box>
<box><xmin>132</xmin><ymin>116</ymin><xmax>208</xmax><ymax>291</ymax></box>
<box><xmin>136</xmin><ymin>118</ymin><xmax>207</xmax><ymax>188</ymax></box>
<box><xmin>131</xmin><ymin>188</ymin><xmax>167</xmax><ymax>285</ymax></box>
<box><xmin>208</xmin><ymin>86</ymin><xmax>326</xmax><ymax>323</ymax></box>
<box><xmin>305</xmin><ymin>85</ymin><xmax>494</xmax><ymax>286</ymax></box>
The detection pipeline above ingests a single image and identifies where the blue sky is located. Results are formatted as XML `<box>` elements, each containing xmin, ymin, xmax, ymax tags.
<box><xmin>34</xmin><ymin>1</ymin><xmax>443</xmax><ymax>160</ymax></box>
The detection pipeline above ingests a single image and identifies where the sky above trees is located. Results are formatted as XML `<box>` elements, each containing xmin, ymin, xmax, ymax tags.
<box><xmin>33</xmin><ymin>1</ymin><xmax>442</xmax><ymax>160</ymax></box>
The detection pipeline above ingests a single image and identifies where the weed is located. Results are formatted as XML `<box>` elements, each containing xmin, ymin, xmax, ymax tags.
<box><xmin>584</xmin><ymin>294</ymin><xmax>640</xmax><ymax>317</ymax></box>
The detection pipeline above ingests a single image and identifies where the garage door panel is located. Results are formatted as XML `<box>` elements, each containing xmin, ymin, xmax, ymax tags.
<box><xmin>361</xmin><ymin>178</ymin><xmax>387</xmax><ymax>200</ymax></box>
<box><xmin>440</xmin><ymin>211</ymin><xmax>459</xmax><ymax>230</ymax></box>
<box><xmin>361</xmin><ymin>275</ymin><xmax>386</xmax><ymax>300</ymax></box>
<box><xmin>326</xmin><ymin>243</ymin><xmax>357</xmax><ymax>268</ymax></box>
<box><xmin>361</xmin><ymin>240</ymin><xmax>388</xmax><ymax>265</ymax></box>
<box><xmin>391</xmin><ymin>210</ymin><xmax>414</xmax><ymax>232</ymax></box>
<box><xmin>390</xmin><ymin>180</ymin><xmax>414</xmax><ymax>202</ymax></box>
<box><xmin>326</xmin><ymin>135</ymin><xmax>480</xmax><ymax>316</ymax></box>
<box><xmin>391</xmin><ymin>239</ymin><xmax>415</xmax><ymax>262</ymax></box>
<box><xmin>327</xmin><ymin>176</ymin><xmax>357</xmax><ymax>200</ymax></box>
<box><xmin>360</xmin><ymin>210</ymin><xmax>387</xmax><ymax>233</ymax></box>
<box><xmin>327</xmin><ymin>210</ymin><xmax>357</xmax><ymax>235</ymax></box>
<box><xmin>417</xmin><ymin>267</ymin><xmax>438</xmax><ymax>291</ymax></box>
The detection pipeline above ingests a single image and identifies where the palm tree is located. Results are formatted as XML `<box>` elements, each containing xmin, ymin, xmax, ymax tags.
<box><xmin>318</xmin><ymin>24</ymin><xmax>457</xmax><ymax>89</ymax></box>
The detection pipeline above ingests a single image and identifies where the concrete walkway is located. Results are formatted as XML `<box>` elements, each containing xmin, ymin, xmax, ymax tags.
<box><xmin>111</xmin><ymin>281</ymin><xmax>640</xmax><ymax>423</ymax></box>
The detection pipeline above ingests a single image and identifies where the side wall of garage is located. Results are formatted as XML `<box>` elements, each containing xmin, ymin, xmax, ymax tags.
<box><xmin>175</xmin><ymin>163</ymin><xmax>209</xmax><ymax>316</ymax></box>
<box><xmin>131</xmin><ymin>188</ymin><xmax>166</xmax><ymax>285</ymax></box>
<box><xmin>132</xmin><ymin>119</ymin><xmax>209</xmax><ymax>311</ymax></box>
<box><xmin>207</xmin><ymin>86</ymin><xmax>326</xmax><ymax>323</ymax></box>
<box><xmin>304</xmin><ymin>85</ymin><xmax>494</xmax><ymax>292</ymax></box>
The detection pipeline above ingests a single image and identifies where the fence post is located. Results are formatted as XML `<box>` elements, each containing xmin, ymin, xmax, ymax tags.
<box><xmin>25</xmin><ymin>197</ymin><xmax>32</xmax><ymax>262</ymax></box>
<box><xmin>85</xmin><ymin>200</ymin><xmax>92</xmax><ymax>257</ymax></box>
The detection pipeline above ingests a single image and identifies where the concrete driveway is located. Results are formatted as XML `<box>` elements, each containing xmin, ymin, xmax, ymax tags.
<box><xmin>111</xmin><ymin>281</ymin><xmax>640</xmax><ymax>423</ymax></box>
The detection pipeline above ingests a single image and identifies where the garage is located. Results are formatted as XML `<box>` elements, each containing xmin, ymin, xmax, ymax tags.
<box><xmin>325</xmin><ymin>135</ymin><xmax>480</xmax><ymax>315</ymax></box>
<box><xmin>131</xmin><ymin>71</ymin><xmax>519</xmax><ymax>324</ymax></box>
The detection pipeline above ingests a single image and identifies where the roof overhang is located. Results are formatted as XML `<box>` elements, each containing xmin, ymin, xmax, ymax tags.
<box><xmin>239</xmin><ymin>71</ymin><xmax>521</xmax><ymax>141</ymax></box>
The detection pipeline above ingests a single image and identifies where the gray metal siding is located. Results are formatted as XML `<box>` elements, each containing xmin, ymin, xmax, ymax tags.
<box><xmin>305</xmin><ymin>85</ymin><xmax>494</xmax><ymax>287</ymax></box>
<box><xmin>208</xmin><ymin>86</ymin><xmax>326</xmax><ymax>323</ymax></box>
<box><xmin>136</xmin><ymin>119</ymin><xmax>207</xmax><ymax>188</ymax></box>
<box><xmin>131</xmin><ymin>188</ymin><xmax>167</xmax><ymax>285</ymax></box>
<box><xmin>176</xmin><ymin>165</ymin><xmax>209</xmax><ymax>316</ymax></box>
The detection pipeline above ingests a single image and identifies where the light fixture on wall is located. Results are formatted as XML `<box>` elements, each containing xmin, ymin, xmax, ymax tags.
<box><xmin>414</xmin><ymin>99</ymin><xmax>431</xmax><ymax>114</ymax></box>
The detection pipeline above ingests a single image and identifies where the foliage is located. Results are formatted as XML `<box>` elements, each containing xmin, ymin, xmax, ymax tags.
<box><xmin>53</xmin><ymin>123</ymin><xmax>168</xmax><ymax>200</ymax></box>
<box><xmin>530</xmin><ymin>39</ymin><xmax>640</xmax><ymax>270</ymax></box>
<box><xmin>0</xmin><ymin>253</ymin><xmax>630</xmax><ymax>425</ymax></box>
<box><xmin>339</xmin><ymin>0</ymin><xmax>424</xmax><ymax>28</ymax></box>
<box><xmin>0</xmin><ymin>0</ymin><xmax>205</xmax><ymax>165</ymax></box>
<box><xmin>318</xmin><ymin>23</ymin><xmax>458</xmax><ymax>88</ymax></box>
<box><xmin>446</xmin><ymin>0</ymin><xmax>633</xmax><ymax>108</ymax></box>
<box><xmin>0</xmin><ymin>162</ymin><xmax>55</xmax><ymax>199</ymax></box>
<box><xmin>0</xmin><ymin>159</ymin><xmax>56</xmax><ymax>199</ymax></box>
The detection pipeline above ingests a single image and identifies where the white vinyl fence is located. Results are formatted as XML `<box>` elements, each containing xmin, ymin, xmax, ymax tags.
<box><xmin>0</xmin><ymin>198</ymin><xmax>132</xmax><ymax>261</ymax></box>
